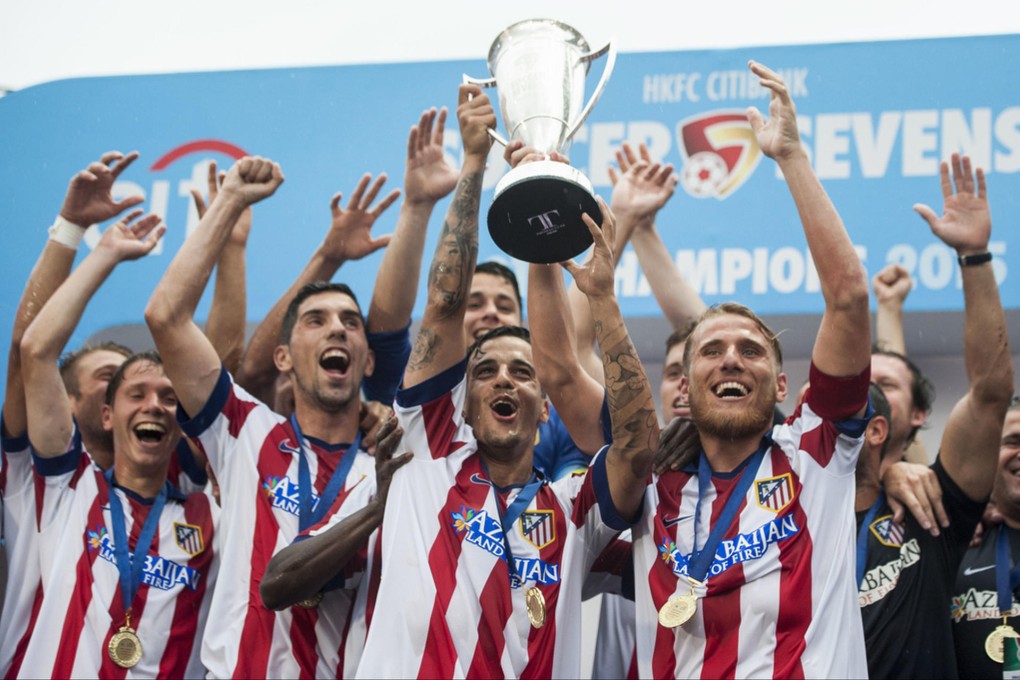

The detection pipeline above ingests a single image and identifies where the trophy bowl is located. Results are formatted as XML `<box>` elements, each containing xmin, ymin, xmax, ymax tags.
<box><xmin>465</xmin><ymin>19</ymin><xmax>616</xmax><ymax>263</ymax></box>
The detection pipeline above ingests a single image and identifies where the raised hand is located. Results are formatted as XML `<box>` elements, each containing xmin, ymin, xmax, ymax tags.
<box><xmin>457</xmin><ymin>84</ymin><xmax>497</xmax><ymax>160</ymax></box>
<box><xmin>94</xmin><ymin>210</ymin><xmax>166</xmax><ymax>263</ymax></box>
<box><xmin>191</xmin><ymin>161</ymin><xmax>252</xmax><ymax>246</ymax></box>
<box><xmin>608</xmin><ymin>142</ymin><xmax>678</xmax><ymax>223</ymax></box>
<box><xmin>913</xmin><ymin>153</ymin><xmax>991</xmax><ymax>254</ymax></box>
<box><xmin>746</xmin><ymin>61</ymin><xmax>803</xmax><ymax>162</ymax></box>
<box><xmin>561</xmin><ymin>196</ymin><xmax>617</xmax><ymax>299</ymax></box>
<box><xmin>219</xmin><ymin>156</ymin><xmax>285</xmax><ymax>206</ymax></box>
<box><xmin>872</xmin><ymin>263</ymin><xmax>913</xmax><ymax>306</ymax></box>
<box><xmin>405</xmin><ymin>107</ymin><xmax>458</xmax><ymax>206</ymax></box>
<box><xmin>320</xmin><ymin>173</ymin><xmax>399</xmax><ymax>264</ymax></box>
<box><xmin>60</xmin><ymin>151</ymin><xmax>144</xmax><ymax>227</ymax></box>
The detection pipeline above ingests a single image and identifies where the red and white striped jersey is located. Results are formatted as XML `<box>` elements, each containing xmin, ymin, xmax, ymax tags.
<box><xmin>181</xmin><ymin>369</ymin><xmax>377</xmax><ymax>679</ymax></box>
<box><xmin>633</xmin><ymin>365</ymin><xmax>871</xmax><ymax>679</ymax></box>
<box><xmin>356</xmin><ymin>358</ymin><xmax>631</xmax><ymax>679</ymax></box>
<box><xmin>0</xmin><ymin>425</ymin><xmax>43</xmax><ymax>678</ymax></box>
<box><xmin>17</xmin><ymin>428</ymin><xmax>218</xmax><ymax>678</ymax></box>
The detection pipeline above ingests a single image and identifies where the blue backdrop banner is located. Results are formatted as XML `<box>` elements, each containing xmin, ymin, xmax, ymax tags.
<box><xmin>1</xmin><ymin>34</ymin><xmax>1016</xmax><ymax>386</ymax></box>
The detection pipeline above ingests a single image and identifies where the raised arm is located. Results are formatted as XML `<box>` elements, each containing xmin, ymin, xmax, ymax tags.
<box><xmin>193</xmin><ymin>161</ymin><xmax>253</xmax><ymax>375</ymax></box>
<box><xmin>367</xmin><ymin>107</ymin><xmax>457</xmax><ymax>333</ymax></box>
<box><xmin>612</xmin><ymin>144</ymin><xmax>706</xmax><ymax>330</ymax></box>
<box><xmin>233</xmin><ymin>172</ymin><xmax>398</xmax><ymax>404</ymax></box>
<box><xmin>872</xmin><ymin>263</ymin><xmax>911</xmax><ymax>355</ymax></box>
<box><xmin>145</xmin><ymin>157</ymin><xmax>283</xmax><ymax>417</ymax></box>
<box><xmin>747</xmin><ymin>61</ymin><xmax>870</xmax><ymax>383</ymax></box>
<box><xmin>562</xmin><ymin>198</ymin><xmax>657</xmax><ymax>519</ymax></box>
<box><xmin>4</xmin><ymin>151</ymin><xmax>143</xmax><ymax>438</ymax></box>
<box><xmin>21</xmin><ymin>212</ymin><xmax>164</xmax><ymax>456</ymax></box>
<box><xmin>914</xmin><ymin>154</ymin><xmax>1012</xmax><ymax>501</ymax></box>
<box><xmin>527</xmin><ymin>261</ymin><xmax>606</xmax><ymax>454</ymax></box>
<box><xmin>403</xmin><ymin>84</ymin><xmax>494</xmax><ymax>388</ymax></box>
<box><xmin>872</xmin><ymin>263</ymin><xmax>929</xmax><ymax>464</ymax></box>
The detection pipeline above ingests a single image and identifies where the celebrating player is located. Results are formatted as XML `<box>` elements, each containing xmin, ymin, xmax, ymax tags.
<box><xmin>631</xmin><ymin>60</ymin><xmax>874</xmax><ymax>678</ymax></box>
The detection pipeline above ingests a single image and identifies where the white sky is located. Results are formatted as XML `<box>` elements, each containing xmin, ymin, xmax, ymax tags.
<box><xmin>3</xmin><ymin>0</ymin><xmax>1019</xmax><ymax>91</ymax></box>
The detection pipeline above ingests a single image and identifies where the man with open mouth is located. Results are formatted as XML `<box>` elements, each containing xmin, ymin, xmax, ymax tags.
<box><xmin>145</xmin><ymin>155</ymin><xmax>384</xmax><ymax>678</ymax></box>
<box><xmin>18</xmin><ymin>208</ymin><xmax>217</xmax><ymax>677</ymax></box>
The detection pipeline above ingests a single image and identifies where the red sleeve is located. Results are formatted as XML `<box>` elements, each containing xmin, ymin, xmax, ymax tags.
<box><xmin>806</xmin><ymin>361</ymin><xmax>870</xmax><ymax>421</ymax></box>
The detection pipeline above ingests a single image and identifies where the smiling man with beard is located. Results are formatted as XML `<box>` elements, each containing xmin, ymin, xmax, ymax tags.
<box><xmin>629</xmin><ymin>61</ymin><xmax>873</xmax><ymax>679</ymax></box>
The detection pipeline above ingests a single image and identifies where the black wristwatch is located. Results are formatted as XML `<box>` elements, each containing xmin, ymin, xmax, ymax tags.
<box><xmin>957</xmin><ymin>251</ymin><xmax>992</xmax><ymax>267</ymax></box>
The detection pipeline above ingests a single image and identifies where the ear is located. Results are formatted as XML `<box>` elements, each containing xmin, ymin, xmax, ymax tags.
<box><xmin>909</xmin><ymin>406</ymin><xmax>927</xmax><ymax>429</ymax></box>
<box><xmin>364</xmin><ymin>348</ymin><xmax>375</xmax><ymax>379</ymax></box>
<box><xmin>273</xmin><ymin>344</ymin><xmax>292</xmax><ymax>373</ymax></box>
<box><xmin>101</xmin><ymin>404</ymin><xmax>114</xmax><ymax>432</ymax></box>
<box><xmin>775</xmin><ymin>372</ymin><xmax>788</xmax><ymax>404</ymax></box>
<box><xmin>866</xmin><ymin>415</ymin><xmax>890</xmax><ymax>450</ymax></box>
<box><xmin>538</xmin><ymin>396</ymin><xmax>550</xmax><ymax>426</ymax></box>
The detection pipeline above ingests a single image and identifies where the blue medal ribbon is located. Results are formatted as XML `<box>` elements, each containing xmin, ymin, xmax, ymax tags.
<box><xmin>856</xmin><ymin>491</ymin><xmax>886</xmax><ymax>587</ymax></box>
<box><xmin>103</xmin><ymin>469</ymin><xmax>170</xmax><ymax>618</ymax></box>
<box><xmin>481</xmin><ymin>462</ymin><xmax>545</xmax><ymax>587</ymax></box>
<box><xmin>289</xmin><ymin>414</ymin><xmax>362</xmax><ymax>533</ymax></box>
<box><xmin>995</xmin><ymin>526</ymin><xmax>1020</xmax><ymax>615</ymax></box>
<box><xmin>687</xmin><ymin>437</ymin><xmax>770</xmax><ymax>583</ymax></box>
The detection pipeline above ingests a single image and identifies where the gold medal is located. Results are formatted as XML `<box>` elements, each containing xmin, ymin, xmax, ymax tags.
<box><xmin>525</xmin><ymin>587</ymin><xmax>546</xmax><ymax>628</ymax></box>
<box><xmin>295</xmin><ymin>592</ymin><xmax>324</xmax><ymax>609</ymax></box>
<box><xmin>658</xmin><ymin>577</ymin><xmax>702</xmax><ymax>628</ymax></box>
<box><xmin>986</xmin><ymin>617</ymin><xmax>1020</xmax><ymax>662</ymax></box>
<box><xmin>108</xmin><ymin>611</ymin><xmax>142</xmax><ymax>669</ymax></box>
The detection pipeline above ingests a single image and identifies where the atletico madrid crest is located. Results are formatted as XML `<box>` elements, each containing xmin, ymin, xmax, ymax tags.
<box><xmin>174</xmin><ymin>522</ymin><xmax>204</xmax><ymax>557</ymax></box>
<box><xmin>755</xmin><ymin>474</ymin><xmax>794</xmax><ymax>513</ymax></box>
<box><xmin>520</xmin><ymin>510</ymin><xmax>555</xmax><ymax>550</ymax></box>
<box><xmin>870</xmin><ymin>515</ymin><xmax>904</xmax><ymax>548</ymax></box>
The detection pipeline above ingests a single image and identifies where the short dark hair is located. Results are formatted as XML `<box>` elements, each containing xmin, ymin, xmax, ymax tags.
<box><xmin>868</xmin><ymin>382</ymin><xmax>892</xmax><ymax>459</ymax></box>
<box><xmin>664</xmin><ymin>321</ymin><xmax>698</xmax><ymax>356</ymax></box>
<box><xmin>872</xmin><ymin>348</ymin><xmax>935</xmax><ymax>443</ymax></box>
<box><xmin>468</xmin><ymin>325</ymin><xmax>531</xmax><ymax>361</ymax></box>
<box><xmin>59</xmin><ymin>342</ymin><xmax>133</xmax><ymax>396</ymax></box>
<box><xmin>279</xmin><ymin>282</ymin><xmax>362</xmax><ymax>345</ymax></box>
<box><xmin>474</xmin><ymin>261</ymin><xmax>522</xmax><ymax>311</ymax></box>
<box><xmin>105</xmin><ymin>351</ymin><xmax>164</xmax><ymax>405</ymax></box>
<box><xmin>682</xmin><ymin>303</ymin><xmax>783</xmax><ymax>373</ymax></box>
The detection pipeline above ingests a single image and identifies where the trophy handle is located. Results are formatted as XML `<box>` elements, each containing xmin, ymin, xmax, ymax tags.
<box><xmin>462</xmin><ymin>73</ymin><xmax>510</xmax><ymax>147</ymax></box>
<box><xmin>565</xmin><ymin>38</ymin><xmax>617</xmax><ymax>142</ymax></box>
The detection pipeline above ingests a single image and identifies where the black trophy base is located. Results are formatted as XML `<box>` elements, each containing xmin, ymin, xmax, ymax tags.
<box><xmin>487</xmin><ymin>161</ymin><xmax>600</xmax><ymax>264</ymax></box>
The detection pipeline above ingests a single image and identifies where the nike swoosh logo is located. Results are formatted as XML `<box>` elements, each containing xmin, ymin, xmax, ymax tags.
<box><xmin>470</xmin><ymin>473</ymin><xmax>490</xmax><ymax>486</ymax></box>
<box><xmin>963</xmin><ymin>565</ymin><xmax>996</xmax><ymax>576</ymax></box>
<box><xmin>664</xmin><ymin>514</ymin><xmax>694</xmax><ymax>527</ymax></box>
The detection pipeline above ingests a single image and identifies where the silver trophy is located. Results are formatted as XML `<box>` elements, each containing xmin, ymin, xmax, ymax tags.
<box><xmin>464</xmin><ymin>19</ymin><xmax>616</xmax><ymax>263</ymax></box>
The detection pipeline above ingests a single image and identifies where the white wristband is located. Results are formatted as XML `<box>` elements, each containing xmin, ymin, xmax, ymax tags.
<box><xmin>48</xmin><ymin>215</ymin><xmax>86</xmax><ymax>249</ymax></box>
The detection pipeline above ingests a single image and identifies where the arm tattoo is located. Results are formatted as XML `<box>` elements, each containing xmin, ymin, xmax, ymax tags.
<box><xmin>407</xmin><ymin>328</ymin><xmax>441</xmax><ymax>374</ymax></box>
<box><xmin>426</xmin><ymin>170</ymin><xmax>481</xmax><ymax>320</ymax></box>
<box><xmin>594</xmin><ymin>300</ymin><xmax>659</xmax><ymax>464</ymax></box>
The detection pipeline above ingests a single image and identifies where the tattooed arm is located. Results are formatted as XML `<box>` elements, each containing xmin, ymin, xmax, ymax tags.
<box><xmin>563</xmin><ymin>199</ymin><xmax>658</xmax><ymax>520</ymax></box>
<box><xmin>403</xmin><ymin>84</ymin><xmax>495</xmax><ymax>389</ymax></box>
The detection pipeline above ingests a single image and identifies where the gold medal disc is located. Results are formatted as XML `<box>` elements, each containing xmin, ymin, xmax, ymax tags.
<box><xmin>108</xmin><ymin>625</ymin><xmax>143</xmax><ymax>669</ymax></box>
<box><xmin>986</xmin><ymin>624</ymin><xmax>1020</xmax><ymax>662</ymax></box>
<box><xmin>983</xmin><ymin>623</ymin><xmax>1015</xmax><ymax>660</ymax></box>
<box><xmin>526</xmin><ymin>587</ymin><xmax>546</xmax><ymax>628</ymax></box>
<box><xmin>295</xmin><ymin>592</ymin><xmax>324</xmax><ymax>609</ymax></box>
<box><xmin>658</xmin><ymin>593</ymin><xmax>697</xmax><ymax>628</ymax></box>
